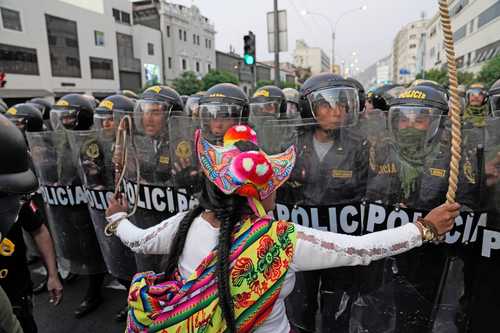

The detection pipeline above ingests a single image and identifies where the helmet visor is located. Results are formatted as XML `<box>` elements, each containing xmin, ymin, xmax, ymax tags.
<box><xmin>286</xmin><ymin>102</ymin><xmax>299</xmax><ymax>119</ymax></box>
<box><xmin>50</xmin><ymin>107</ymin><xmax>77</xmax><ymax>130</ymax></box>
<box><xmin>93</xmin><ymin>113</ymin><xmax>115</xmax><ymax>130</ymax></box>
<box><xmin>308</xmin><ymin>87</ymin><xmax>359</xmax><ymax>129</ymax></box>
<box><xmin>490</xmin><ymin>94</ymin><xmax>500</xmax><ymax>116</ymax></box>
<box><xmin>250</xmin><ymin>101</ymin><xmax>281</xmax><ymax>118</ymax></box>
<box><xmin>467</xmin><ymin>88</ymin><xmax>487</xmax><ymax>105</ymax></box>
<box><xmin>388</xmin><ymin>106</ymin><xmax>442</xmax><ymax>158</ymax></box>
<box><xmin>185</xmin><ymin>96</ymin><xmax>201</xmax><ymax>118</ymax></box>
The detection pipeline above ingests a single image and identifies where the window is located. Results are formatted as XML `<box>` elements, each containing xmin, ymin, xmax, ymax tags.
<box><xmin>147</xmin><ymin>42</ymin><xmax>154</xmax><ymax>55</ymax></box>
<box><xmin>121</xmin><ymin>12</ymin><xmax>131</xmax><ymax>25</ymax></box>
<box><xmin>208</xmin><ymin>40</ymin><xmax>212</xmax><ymax>49</ymax></box>
<box><xmin>478</xmin><ymin>1</ymin><xmax>500</xmax><ymax>29</ymax></box>
<box><xmin>90</xmin><ymin>57</ymin><xmax>114</xmax><ymax>79</ymax></box>
<box><xmin>453</xmin><ymin>25</ymin><xmax>467</xmax><ymax>42</ymax></box>
<box><xmin>112</xmin><ymin>8</ymin><xmax>120</xmax><ymax>22</ymax></box>
<box><xmin>0</xmin><ymin>43</ymin><xmax>39</xmax><ymax>75</ymax></box>
<box><xmin>409</xmin><ymin>34</ymin><xmax>416</xmax><ymax>39</ymax></box>
<box><xmin>182</xmin><ymin>58</ymin><xmax>186</xmax><ymax>70</ymax></box>
<box><xmin>94</xmin><ymin>31</ymin><xmax>104</xmax><ymax>46</ymax></box>
<box><xmin>46</xmin><ymin>14</ymin><xmax>81</xmax><ymax>78</ymax></box>
<box><xmin>168</xmin><ymin>57</ymin><xmax>172</xmax><ymax>69</ymax></box>
<box><xmin>196</xmin><ymin>62</ymin><xmax>200</xmax><ymax>72</ymax></box>
<box><xmin>409</xmin><ymin>44</ymin><xmax>417</xmax><ymax>49</ymax></box>
<box><xmin>430</xmin><ymin>26</ymin><xmax>437</xmax><ymax>37</ymax></box>
<box><xmin>205</xmin><ymin>38</ymin><xmax>208</xmax><ymax>48</ymax></box>
<box><xmin>179</xmin><ymin>29</ymin><xmax>182</xmax><ymax>40</ymax></box>
<box><xmin>196</xmin><ymin>35</ymin><xmax>200</xmax><ymax>45</ymax></box>
<box><xmin>166</xmin><ymin>25</ymin><xmax>170</xmax><ymax>37</ymax></box>
<box><xmin>451</xmin><ymin>0</ymin><xmax>469</xmax><ymax>17</ymax></box>
<box><xmin>183</xmin><ymin>31</ymin><xmax>187</xmax><ymax>41</ymax></box>
<box><xmin>1</xmin><ymin>7</ymin><xmax>22</xmax><ymax>31</ymax></box>
<box><xmin>430</xmin><ymin>47</ymin><xmax>436</xmax><ymax>58</ymax></box>
<box><xmin>193</xmin><ymin>34</ymin><xmax>196</xmax><ymax>44</ymax></box>
<box><xmin>208</xmin><ymin>63</ymin><xmax>212</xmax><ymax>71</ymax></box>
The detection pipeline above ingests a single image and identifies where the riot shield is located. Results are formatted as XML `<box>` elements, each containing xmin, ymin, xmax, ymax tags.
<box><xmin>67</xmin><ymin>129</ymin><xmax>137</xmax><ymax>281</ymax></box>
<box><xmin>113</xmin><ymin>111</ymin><xmax>195</xmax><ymax>272</ymax></box>
<box><xmin>357</xmin><ymin>113</ymin><xmax>474</xmax><ymax>333</ymax></box>
<box><xmin>27</xmin><ymin>131</ymin><xmax>106</xmax><ymax>275</ymax></box>
<box><xmin>262</xmin><ymin>120</ymin><xmax>369</xmax><ymax>333</ymax></box>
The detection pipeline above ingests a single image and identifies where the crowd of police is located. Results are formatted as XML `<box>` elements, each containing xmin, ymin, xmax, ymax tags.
<box><xmin>0</xmin><ymin>72</ymin><xmax>500</xmax><ymax>333</ymax></box>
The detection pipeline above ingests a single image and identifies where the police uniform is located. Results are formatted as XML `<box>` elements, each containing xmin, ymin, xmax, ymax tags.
<box><xmin>285</xmin><ymin>127</ymin><xmax>369</xmax><ymax>333</ymax></box>
<box><xmin>1</xmin><ymin>201</ymin><xmax>44</xmax><ymax>333</ymax></box>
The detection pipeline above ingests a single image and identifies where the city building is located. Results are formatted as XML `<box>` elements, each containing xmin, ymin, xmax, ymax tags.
<box><xmin>260</xmin><ymin>61</ymin><xmax>297</xmax><ymax>84</ymax></box>
<box><xmin>133</xmin><ymin>0</ymin><xmax>216</xmax><ymax>84</ymax></box>
<box><xmin>0</xmin><ymin>0</ymin><xmax>162</xmax><ymax>102</ymax></box>
<box><xmin>376</xmin><ymin>54</ymin><xmax>392</xmax><ymax>84</ymax></box>
<box><xmin>293</xmin><ymin>39</ymin><xmax>330</xmax><ymax>75</ymax></box>
<box><xmin>424</xmin><ymin>0</ymin><xmax>500</xmax><ymax>74</ymax></box>
<box><xmin>391</xmin><ymin>18</ymin><xmax>428</xmax><ymax>84</ymax></box>
<box><xmin>355</xmin><ymin>54</ymin><xmax>392</xmax><ymax>90</ymax></box>
<box><xmin>215</xmin><ymin>50</ymin><xmax>271</xmax><ymax>95</ymax></box>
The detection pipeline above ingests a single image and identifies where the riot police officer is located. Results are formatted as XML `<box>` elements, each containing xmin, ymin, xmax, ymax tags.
<box><xmin>28</xmin><ymin>98</ymin><xmax>53</xmax><ymax>130</ymax></box>
<box><xmin>0</xmin><ymin>113</ymin><xmax>62</xmax><ymax>333</ymax></box>
<box><xmin>284</xmin><ymin>73</ymin><xmax>368</xmax><ymax>333</ymax></box>
<box><xmin>283</xmin><ymin>87</ymin><xmax>301</xmax><ymax>119</ymax></box>
<box><xmin>364</xmin><ymin>85</ymin><xmax>460</xmax><ymax>332</ymax></box>
<box><xmin>464</xmin><ymin>83</ymin><xmax>490</xmax><ymax>127</ymax></box>
<box><xmin>199</xmin><ymin>83</ymin><xmax>249</xmax><ymax>145</ymax></box>
<box><xmin>184</xmin><ymin>91</ymin><xmax>207</xmax><ymax>119</ymax></box>
<box><xmin>133</xmin><ymin>85</ymin><xmax>184</xmax><ymax>185</ymax></box>
<box><xmin>94</xmin><ymin>94</ymin><xmax>135</xmax><ymax>130</ymax></box>
<box><xmin>50</xmin><ymin>94</ymin><xmax>94</xmax><ymax>131</ymax></box>
<box><xmin>4</xmin><ymin>104</ymin><xmax>44</xmax><ymax>138</ymax></box>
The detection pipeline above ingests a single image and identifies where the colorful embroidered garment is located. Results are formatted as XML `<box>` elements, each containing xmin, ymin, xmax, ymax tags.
<box><xmin>126</xmin><ymin>217</ymin><xmax>297</xmax><ymax>333</ymax></box>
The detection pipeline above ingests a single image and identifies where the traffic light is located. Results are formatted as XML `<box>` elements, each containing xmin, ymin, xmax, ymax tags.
<box><xmin>243</xmin><ymin>31</ymin><xmax>256</xmax><ymax>65</ymax></box>
<box><xmin>0</xmin><ymin>72</ymin><xmax>6</xmax><ymax>88</ymax></box>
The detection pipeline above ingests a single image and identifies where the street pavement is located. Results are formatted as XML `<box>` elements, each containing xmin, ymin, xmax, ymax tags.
<box><xmin>31</xmin><ymin>263</ymin><xmax>128</xmax><ymax>333</ymax></box>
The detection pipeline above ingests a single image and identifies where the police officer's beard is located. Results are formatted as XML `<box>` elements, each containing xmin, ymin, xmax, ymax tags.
<box><xmin>397</xmin><ymin>128</ymin><xmax>427</xmax><ymax>200</ymax></box>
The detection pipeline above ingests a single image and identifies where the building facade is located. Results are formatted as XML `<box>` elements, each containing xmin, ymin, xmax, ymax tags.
<box><xmin>293</xmin><ymin>39</ymin><xmax>330</xmax><ymax>75</ymax></box>
<box><xmin>424</xmin><ymin>0</ymin><xmax>500</xmax><ymax>74</ymax></box>
<box><xmin>215</xmin><ymin>50</ymin><xmax>272</xmax><ymax>95</ymax></box>
<box><xmin>391</xmin><ymin>19</ymin><xmax>428</xmax><ymax>84</ymax></box>
<box><xmin>133</xmin><ymin>0</ymin><xmax>216</xmax><ymax>84</ymax></box>
<box><xmin>0</xmin><ymin>0</ymin><xmax>162</xmax><ymax>101</ymax></box>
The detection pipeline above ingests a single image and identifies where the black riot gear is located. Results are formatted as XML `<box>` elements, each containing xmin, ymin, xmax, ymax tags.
<box><xmin>28</xmin><ymin>98</ymin><xmax>52</xmax><ymax>120</ymax></box>
<box><xmin>347</xmin><ymin>77</ymin><xmax>366</xmax><ymax>112</ymax></box>
<box><xmin>118</xmin><ymin>90</ymin><xmax>139</xmax><ymax>101</ymax></box>
<box><xmin>51</xmin><ymin>94</ymin><xmax>94</xmax><ymax>130</ymax></box>
<box><xmin>184</xmin><ymin>91</ymin><xmax>207</xmax><ymax>118</ymax></box>
<box><xmin>5</xmin><ymin>103</ymin><xmax>44</xmax><ymax>134</ymax></box>
<box><xmin>490</xmin><ymin>79</ymin><xmax>500</xmax><ymax>115</ymax></box>
<box><xmin>410</xmin><ymin>79</ymin><xmax>449</xmax><ymax>102</ymax></box>
<box><xmin>250</xmin><ymin>85</ymin><xmax>287</xmax><ymax>118</ymax></box>
<box><xmin>0</xmin><ymin>114</ymin><xmax>38</xmax><ymax>196</ymax></box>
<box><xmin>94</xmin><ymin>94</ymin><xmax>135</xmax><ymax>130</ymax></box>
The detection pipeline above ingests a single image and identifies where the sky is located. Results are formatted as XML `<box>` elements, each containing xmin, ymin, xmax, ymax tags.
<box><xmin>169</xmin><ymin>0</ymin><xmax>438</xmax><ymax>71</ymax></box>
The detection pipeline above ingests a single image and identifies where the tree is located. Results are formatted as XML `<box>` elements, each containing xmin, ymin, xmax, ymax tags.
<box><xmin>201</xmin><ymin>70</ymin><xmax>239</xmax><ymax>91</ymax></box>
<box><xmin>172</xmin><ymin>71</ymin><xmax>203</xmax><ymax>96</ymax></box>
<box><xmin>477</xmin><ymin>55</ymin><xmax>500</xmax><ymax>88</ymax></box>
<box><xmin>416</xmin><ymin>68</ymin><xmax>476</xmax><ymax>86</ymax></box>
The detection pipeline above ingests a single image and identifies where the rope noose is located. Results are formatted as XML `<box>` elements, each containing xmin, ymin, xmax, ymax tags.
<box><xmin>439</xmin><ymin>0</ymin><xmax>462</xmax><ymax>204</ymax></box>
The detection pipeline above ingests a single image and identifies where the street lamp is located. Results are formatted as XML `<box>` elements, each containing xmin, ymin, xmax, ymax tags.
<box><xmin>302</xmin><ymin>5</ymin><xmax>367</xmax><ymax>73</ymax></box>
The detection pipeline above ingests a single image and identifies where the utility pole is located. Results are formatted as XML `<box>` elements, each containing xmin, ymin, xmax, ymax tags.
<box><xmin>273</xmin><ymin>0</ymin><xmax>280</xmax><ymax>87</ymax></box>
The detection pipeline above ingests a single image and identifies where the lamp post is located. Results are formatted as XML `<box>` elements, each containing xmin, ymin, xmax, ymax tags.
<box><xmin>302</xmin><ymin>5</ymin><xmax>367</xmax><ymax>73</ymax></box>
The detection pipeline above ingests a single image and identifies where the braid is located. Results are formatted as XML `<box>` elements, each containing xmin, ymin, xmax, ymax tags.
<box><xmin>162</xmin><ymin>205</ymin><xmax>204</xmax><ymax>276</ymax></box>
<box><xmin>215</xmin><ymin>209</ymin><xmax>239</xmax><ymax>333</ymax></box>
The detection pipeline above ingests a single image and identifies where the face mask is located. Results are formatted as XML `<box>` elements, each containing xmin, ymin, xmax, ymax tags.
<box><xmin>398</xmin><ymin>127</ymin><xmax>427</xmax><ymax>158</ymax></box>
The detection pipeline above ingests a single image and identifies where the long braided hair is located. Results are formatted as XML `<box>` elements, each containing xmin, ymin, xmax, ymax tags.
<box><xmin>163</xmin><ymin>141</ymin><xmax>257</xmax><ymax>332</ymax></box>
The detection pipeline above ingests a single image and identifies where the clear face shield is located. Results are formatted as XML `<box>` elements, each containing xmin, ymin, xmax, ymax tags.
<box><xmin>490</xmin><ymin>94</ymin><xmax>500</xmax><ymax>117</ymax></box>
<box><xmin>249</xmin><ymin>101</ymin><xmax>281</xmax><ymax>119</ymax></box>
<box><xmin>5</xmin><ymin>113</ymin><xmax>28</xmax><ymax>133</ymax></box>
<box><xmin>199</xmin><ymin>104</ymin><xmax>243</xmax><ymax>144</ymax></box>
<box><xmin>93</xmin><ymin>113</ymin><xmax>114</xmax><ymax>130</ymax></box>
<box><xmin>389</xmin><ymin>106</ymin><xmax>442</xmax><ymax>159</ymax></box>
<box><xmin>185</xmin><ymin>96</ymin><xmax>201</xmax><ymax>119</ymax></box>
<box><xmin>134</xmin><ymin>100</ymin><xmax>172</xmax><ymax>137</ymax></box>
<box><xmin>286</xmin><ymin>102</ymin><xmax>299</xmax><ymax>119</ymax></box>
<box><xmin>50</xmin><ymin>107</ymin><xmax>78</xmax><ymax>130</ymax></box>
<box><xmin>467</xmin><ymin>88</ymin><xmax>487</xmax><ymax>107</ymax></box>
<box><xmin>308</xmin><ymin>87</ymin><xmax>359</xmax><ymax>130</ymax></box>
